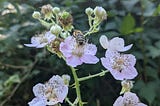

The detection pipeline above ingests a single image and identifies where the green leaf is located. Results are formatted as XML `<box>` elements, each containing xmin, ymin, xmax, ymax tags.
<box><xmin>153</xmin><ymin>4</ymin><xmax>160</xmax><ymax>16</ymax></box>
<box><xmin>119</xmin><ymin>13</ymin><xmax>135</xmax><ymax>35</ymax></box>
<box><xmin>4</xmin><ymin>74</ymin><xmax>20</xmax><ymax>86</ymax></box>
<box><xmin>139</xmin><ymin>82</ymin><xmax>156</xmax><ymax>104</ymax></box>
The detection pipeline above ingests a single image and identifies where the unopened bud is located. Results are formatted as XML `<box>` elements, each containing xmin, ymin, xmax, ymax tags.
<box><xmin>94</xmin><ymin>6</ymin><xmax>107</xmax><ymax>20</ymax></box>
<box><xmin>85</xmin><ymin>7</ymin><xmax>93</xmax><ymax>16</ymax></box>
<box><xmin>50</xmin><ymin>24</ymin><xmax>62</xmax><ymax>35</ymax></box>
<box><xmin>32</xmin><ymin>11</ymin><xmax>41</xmax><ymax>19</ymax></box>
<box><xmin>62</xmin><ymin>74</ymin><xmax>70</xmax><ymax>86</ymax></box>
<box><xmin>120</xmin><ymin>80</ymin><xmax>134</xmax><ymax>94</ymax></box>
<box><xmin>52</xmin><ymin>7</ymin><xmax>60</xmax><ymax>14</ymax></box>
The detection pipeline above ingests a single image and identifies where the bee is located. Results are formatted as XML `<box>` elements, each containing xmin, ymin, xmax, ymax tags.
<box><xmin>73</xmin><ymin>30</ymin><xmax>87</xmax><ymax>46</ymax></box>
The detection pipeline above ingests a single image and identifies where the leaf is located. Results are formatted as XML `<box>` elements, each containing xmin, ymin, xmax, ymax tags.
<box><xmin>119</xmin><ymin>13</ymin><xmax>135</xmax><ymax>35</ymax></box>
<box><xmin>139</xmin><ymin>82</ymin><xmax>156</xmax><ymax>104</ymax></box>
<box><xmin>153</xmin><ymin>4</ymin><xmax>160</xmax><ymax>16</ymax></box>
<box><xmin>4</xmin><ymin>74</ymin><xmax>20</xmax><ymax>86</ymax></box>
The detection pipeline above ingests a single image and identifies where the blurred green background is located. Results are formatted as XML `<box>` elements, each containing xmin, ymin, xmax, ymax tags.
<box><xmin>0</xmin><ymin>0</ymin><xmax>160</xmax><ymax>106</ymax></box>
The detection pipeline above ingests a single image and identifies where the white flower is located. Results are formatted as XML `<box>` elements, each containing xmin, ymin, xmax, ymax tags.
<box><xmin>94</xmin><ymin>6</ymin><xmax>107</xmax><ymax>20</ymax></box>
<box><xmin>101</xmin><ymin>50</ymin><xmax>138</xmax><ymax>80</ymax></box>
<box><xmin>113</xmin><ymin>92</ymin><xmax>147</xmax><ymax>106</ymax></box>
<box><xmin>28</xmin><ymin>75</ymin><xmax>69</xmax><ymax>106</ymax></box>
<box><xmin>99</xmin><ymin>35</ymin><xmax>133</xmax><ymax>52</ymax></box>
<box><xmin>24</xmin><ymin>31</ymin><xmax>56</xmax><ymax>48</ymax></box>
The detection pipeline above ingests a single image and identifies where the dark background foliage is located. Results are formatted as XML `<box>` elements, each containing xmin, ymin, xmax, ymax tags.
<box><xmin>0</xmin><ymin>0</ymin><xmax>160</xmax><ymax>106</ymax></box>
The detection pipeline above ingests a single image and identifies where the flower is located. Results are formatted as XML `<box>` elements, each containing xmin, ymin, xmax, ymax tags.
<box><xmin>113</xmin><ymin>92</ymin><xmax>147</xmax><ymax>106</ymax></box>
<box><xmin>94</xmin><ymin>6</ymin><xmax>107</xmax><ymax>20</ymax></box>
<box><xmin>60</xmin><ymin>36</ymin><xmax>99</xmax><ymax>67</ymax></box>
<box><xmin>24</xmin><ymin>31</ymin><xmax>56</xmax><ymax>48</ymax></box>
<box><xmin>101</xmin><ymin>50</ymin><xmax>138</xmax><ymax>80</ymax></box>
<box><xmin>99</xmin><ymin>35</ymin><xmax>133</xmax><ymax>52</ymax></box>
<box><xmin>28</xmin><ymin>75</ymin><xmax>69</xmax><ymax>106</ymax></box>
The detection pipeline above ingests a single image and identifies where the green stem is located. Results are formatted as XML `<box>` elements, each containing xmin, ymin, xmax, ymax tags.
<box><xmin>70</xmin><ymin>66</ymin><xmax>83</xmax><ymax>106</ymax></box>
<box><xmin>65</xmin><ymin>98</ymin><xmax>74</xmax><ymax>106</ymax></box>
<box><xmin>78</xmin><ymin>70</ymin><xmax>109</xmax><ymax>82</ymax></box>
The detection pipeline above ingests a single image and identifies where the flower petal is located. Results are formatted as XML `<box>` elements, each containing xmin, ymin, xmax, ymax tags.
<box><xmin>81</xmin><ymin>54</ymin><xmax>99</xmax><ymax>64</ymax></box>
<box><xmin>84</xmin><ymin>44</ymin><xmax>97</xmax><ymax>55</ymax></box>
<box><xmin>60</xmin><ymin>42</ymin><xmax>72</xmax><ymax>57</ymax></box>
<box><xmin>109</xmin><ymin>37</ymin><xmax>125</xmax><ymax>51</ymax></box>
<box><xmin>24</xmin><ymin>44</ymin><xmax>38</xmax><ymax>47</ymax></box>
<box><xmin>28</xmin><ymin>97</ymin><xmax>46</xmax><ymax>106</ymax></box>
<box><xmin>123</xmin><ymin>54</ymin><xmax>136</xmax><ymax>66</ymax></box>
<box><xmin>45</xmin><ymin>31</ymin><xmax>56</xmax><ymax>43</ymax></box>
<box><xmin>36</xmin><ymin>43</ymin><xmax>48</xmax><ymax>48</ymax></box>
<box><xmin>33</xmin><ymin>83</ymin><xmax>45</xmax><ymax>97</ymax></box>
<box><xmin>137</xmin><ymin>103</ymin><xmax>147</xmax><ymax>106</ymax></box>
<box><xmin>99</xmin><ymin>35</ymin><xmax>109</xmax><ymax>49</ymax></box>
<box><xmin>113</xmin><ymin>96</ymin><xmax>124</xmax><ymax>106</ymax></box>
<box><xmin>118</xmin><ymin>44</ymin><xmax>133</xmax><ymax>52</ymax></box>
<box><xmin>122</xmin><ymin>66</ymin><xmax>138</xmax><ymax>80</ymax></box>
<box><xmin>66</xmin><ymin>56</ymin><xmax>82</xmax><ymax>67</ymax></box>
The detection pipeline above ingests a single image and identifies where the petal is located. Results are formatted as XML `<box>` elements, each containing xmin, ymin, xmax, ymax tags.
<box><xmin>46</xmin><ymin>100</ymin><xmax>59</xmax><ymax>106</ymax></box>
<box><xmin>36</xmin><ymin>43</ymin><xmax>48</xmax><ymax>48</ymax></box>
<box><xmin>109</xmin><ymin>68</ymin><xmax>125</xmax><ymax>80</ymax></box>
<box><xmin>123</xmin><ymin>54</ymin><xmax>136</xmax><ymax>66</ymax></box>
<box><xmin>101</xmin><ymin>57</ymin><xmax>112</xmax><ymax>70</ymax></box>
<box><xmin>113</xmin><ymin>96</ymin><xmax>124</xmax><ymax>106</ymax></box>
<box><xmin>105</xmin><ymin>50</ymin><xmax>120</xmax><ymax>58</ymax></box>
<box><xmin>48</xmin><ymin>75</ymin><xmax>64</xmax><ymax>87</ymax></box>
<box><xmin>33</xmin><ymin>83</ymin><xmax>45</xmax><ymax>97</ymax></box>
<box><xmin>81</xmin><ymin>54</ymin><xmax>99</xmax><ymax>64</ymax></box>
<box><xmin>99</xmin><ymin>35</ymin><xmax>109</xmax><ymax>49</ymax></box>
<box><xmin>59</xmin><ymin>42</ymin><xmax>72</xmax><ymax>57</ymax></box>
<box><xmin>24</xmin><ymin>44</ymin><xmax>38</xmax><ymax>47</ymax></box>
<box><xmin>56</xmin><ymin>85</ymin><xmax>68</xmax><ymax>103</ymax></box>
<box><xmin>84</xmin><ymin>44</ymin><xmax>97</xmax><ymax>55</ymax></box>
<box><xmin>118</xmin><ymin>44</ymin><xmax>133</xmax><ymax>52</ymax></box>
<box><xmin>137</xmin><ymin>103</ymin><xmax>147</xmax><ymax>106</ymax></box>
<box><xmin>122</xmin><ymin>67</ymin><xmax>138</xmax><ymax>80</ymax></box>
<box><xmin>66</xmin><ymin>56</ymin><xmax>82</xmax><ymax>67</ymax></box>
<box><xmin>45</xmin><ymin>31</ymin><xmax>56</xmax><ymax>43</ymax></box>
<box><xmin>109</xmin><ymin>37</ymin><xmax>124</xmax><ymax>51</ymax></box>
<box><xmin>28</xmin><ymin>97</ymin><xmax>46</xmax><ymax>106</ymax></box>
<box><xmin>31</xmin><ymin>37</ymin><xmax>41</xmax><ymax>44</ymax></box>
<box><xmin>124</xmin><ymin>92</ymin><xmax>139</xmax><ymax>103</ymax></box>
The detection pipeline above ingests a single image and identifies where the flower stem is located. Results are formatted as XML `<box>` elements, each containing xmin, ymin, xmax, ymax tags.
<box><xmin>70</xmin><ymin>66</ymin><xmax>83</xmax><ymax>106</ymax></box>
<box><xmin>65</xmin><ymin>98</ymin><xmax>74</xmax><ymax>106</ymax></box>
<box><xmin>78</xmin><ymin>70</ymin><xmax>109</xmax><ymax>82</ymax></box>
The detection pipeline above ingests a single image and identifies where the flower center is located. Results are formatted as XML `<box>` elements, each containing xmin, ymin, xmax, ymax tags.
<box><xmin>72</xmin><ymin>45</ymin><xmax>85</xmax><ymax>57</ymax></box>
<box><xmin>45</xmin><ymin>86</ymin><xmax>58</xmax><ymax>103</ymax></box>
<box><xmin>40</xmin><ymin>37</ymin><xmax>48</xmax><ymax>44</ymax></box>
<box><xmin>112</xmin><ymin>57</ymin><xmax>125</xmax><ymax>72</ymax></box>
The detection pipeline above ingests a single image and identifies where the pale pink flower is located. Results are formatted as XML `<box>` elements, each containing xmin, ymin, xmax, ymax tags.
<box><xmin>24</xmin><ymin>31</ymin><xmax>56</xmax><ymax>48</ymax></box>
<box><xmin>60</xmin><ymin>36</ymin><xmax>99</xmax><ymax>67</ymax></box>
<box><xmin>101</xmin><ymin>50</ymin><xmax>138</xmax><ymax>80</ymax></box>
<box><xmin>99</xmin><ymin>35</ymin><xmax>133</xmax><ymax>52</ymax></box>
<box><xmin>113</xmin><ymin>92</ymin><xmax>147</xmax><ymax>106</ymax></box>
<box><xmin>28</xmin><ymin>75</ymin><xmax>68</xmax><ymax>106</ymax></box>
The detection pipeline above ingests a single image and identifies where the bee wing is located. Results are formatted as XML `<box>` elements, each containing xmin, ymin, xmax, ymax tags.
<box><xmin>99</xmin><ymin>35</ymin><xmax>109</xmax><ymax>49</ymax></box>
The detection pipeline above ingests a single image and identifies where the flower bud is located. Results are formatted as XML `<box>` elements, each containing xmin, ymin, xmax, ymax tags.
<box><xmin>32</xmin><ymin>11</ymin><xmax>41</xmax><ymax>19</ymax></box>
<box><xmin>52</xmin><ymin>7</ymin><xmax>60</xmax><ymax>14</ymax></box>
<box><xmin>85</xmin><ymin>7</ymin><xmax>93</xmax><ymax>16</ymax></box>
<box><xmin>50</xmin><ymin>24</ymin><xmax>62</xmax><ymax>35</ymax></box>
<box><xmin>62</xmin><ymin>74</ymin><xmax>70</xmax><ymax>86</ymax></box>
<box><xmin>58</xmin><ymin>11</ymin><xmax>73</xmax><ymax>31</ymax></box>
<box><xmin>94</xmin><ymin>6</ymin><xmax>107</xmax><ymax>20</ymax></box>
<box><xmin>41</xmin><ymin>4</ymin><xmax>53</xmax><ymax>20</ymax></box>
<box><xmin>120</xmin><ymin>80</ymin><xmax>134</xmax><ymax>94</ymax></box>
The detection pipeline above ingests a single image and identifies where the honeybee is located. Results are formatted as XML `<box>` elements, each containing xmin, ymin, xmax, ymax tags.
<box><xmin>73</xmin><ymin>30</ymin><xmax>87</xmax><ymax>46</ymax></box>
